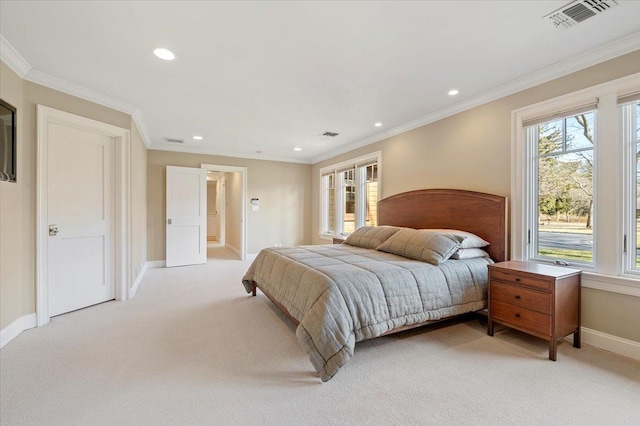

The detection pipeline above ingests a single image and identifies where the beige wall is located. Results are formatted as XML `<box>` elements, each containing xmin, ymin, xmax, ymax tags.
<box><xmin>207</xmin><ymin>181</ymin><xmax>217</xmax><ymax>214</ymax></box>
<box><xmin>311</xmin><ymin>50</ymin><xmax>640</xmax><ymax>343</ymax></box>
<box><xmin>0</xmin><ymin>61</ymin><xmax>147</xmax><ymax>330</ymax></box>
<box><xmin>225</xmin><ymin>171</ymin><xmax>242</xmax><ymax>252</ymax></box>
<box><xmin>147</xmin><ymin>150</ymin><xmax>312</xmax><ymax>260</ymax></box>
<box><xmin>0</xmin><ymin>63</ymin><xmax>25</xmax><ymax>330</ymax></box>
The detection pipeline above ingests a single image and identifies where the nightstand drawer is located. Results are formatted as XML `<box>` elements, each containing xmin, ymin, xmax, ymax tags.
<box><xmin>491</xmin><ymin>281</ymin><xmax>551</xmax><ymax>315</ymax></box>
<box><xmin>490</xmin><ymin>300</ymin><xmax>551</xmax><ymax>338</ymax></box>
<box><xmin>490</xmin><ymin>270</ymin><xmax>550</xmax><ymax>291</ymax></box>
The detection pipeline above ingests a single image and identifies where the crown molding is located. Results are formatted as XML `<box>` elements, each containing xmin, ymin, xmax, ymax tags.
<box><xmin>24</xmin><ymin>69</ymin><xmax>152</xmax><ymax>148</ymax></box>
<box><xmin>0</xmin><ymin>34</ymin><xmax>152</xmax><ymax>148</ymax></box>
<box><xmin>4</xmin><ymin>30</ymin><xmax>639</xmax><ymax>166</ymax></box>
<box><xmin>26</xmin><ymin>68</ymin><xmax>135</xmax><ymax>112</ymax></box>
<box><xmin>311</xmin><ymin>31</ymin><xmax>640</xmax><ymax>164</ymax></box>
<box><xmin>0</xmin><ymin>34</ymin><xmax>31</xmax><ymax>77</ymax></box>
<box><xmin>131</xmin><ymin>108</ymin><xmax>152</xmax><ymax>149</ymax></box>
<box><xmin>148</xmin><ymin>142</ymin><xmax>313</xmax><ymax>165</ymax></box>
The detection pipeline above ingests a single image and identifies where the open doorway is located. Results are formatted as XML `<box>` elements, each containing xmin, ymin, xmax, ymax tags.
<box><xmin>201</xmin><ymin>164</ymin><xmax>247</xmax><ymax>260</ymax></box>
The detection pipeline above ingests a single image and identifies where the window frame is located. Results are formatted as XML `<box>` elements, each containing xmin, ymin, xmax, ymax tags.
<box><xmin>511</xmin><ymin>72</ymin><xmax>640</xmax><ymax>296</ymax></box>
<box><xmin>525</xmin><ymin>110</ymin><xmax>597</xmax><ymax>267</ymax></box>
<box><xmin>319</xmin><ymin>151</ymin><xmax>381</xmax><ymax>240</ymax></box>
<box><xmin>621</xmin><ymin>99</ymin><xmax>640</xmax><ymax>275</ymax></box>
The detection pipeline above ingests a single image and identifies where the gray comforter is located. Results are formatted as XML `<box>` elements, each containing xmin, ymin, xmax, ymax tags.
<box><xmin>242</xmin><ymin>244</ymin><xmax>492</xmax><ymax>381</ymax></box>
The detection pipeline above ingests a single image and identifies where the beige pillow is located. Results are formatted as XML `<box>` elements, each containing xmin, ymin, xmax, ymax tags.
<box><xmin>376</xmin><ymin>229</ymin><xmax>464</xmax><ymax>265</ymax></box>
<box><xmin>344</xmin><ymin>226</ymin><xmax>402</xmax><ymax>250</ymax></box>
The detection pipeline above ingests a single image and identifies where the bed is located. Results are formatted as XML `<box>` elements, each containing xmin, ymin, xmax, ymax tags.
<box><xmin>242</xmin><ymin>189</ymin><xmax>507</xmax><ymax>381</ymax></box>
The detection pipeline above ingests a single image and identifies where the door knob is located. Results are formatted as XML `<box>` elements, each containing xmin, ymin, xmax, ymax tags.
<box><xmin>49</xmin><ymin>225</ymin><xmax>60</xmax><ymax>236</ymax></box>
<box><xmin>168</xmin><ymin>218</ymin><xmax>172</xmax><ymax>225</ymax></box>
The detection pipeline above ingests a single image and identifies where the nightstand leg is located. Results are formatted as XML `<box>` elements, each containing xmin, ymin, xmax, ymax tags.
<box><xmin>573</xmin><ymin>329</ymin><xmax>581</xmax><ymax>348</ymax></box>
<box><xmin>549</xmin><ymin>340</ymin><xmax>557</xmax><ymax>361</ymax></box>
<box><xmin>487</xmin><ymin>319</ymin><xmax>494</xmax><ymax>336</ymax></box>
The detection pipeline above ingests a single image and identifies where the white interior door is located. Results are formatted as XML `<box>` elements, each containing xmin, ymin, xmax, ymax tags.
<box><xmin>166</xmin><ymin>166</ymin><xmax>207</xmax><ymax>267</ymax></box>
<box><xmin>48</xmin><ymin>122</ymin><xmax>115</xmax><ymax>316</ymax></box>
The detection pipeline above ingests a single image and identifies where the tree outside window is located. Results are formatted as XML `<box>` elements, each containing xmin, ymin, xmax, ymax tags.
<box><xmin>535</xmin><ymin>112</ymin><xmax>594</xmax><ymax>263</ymax></box>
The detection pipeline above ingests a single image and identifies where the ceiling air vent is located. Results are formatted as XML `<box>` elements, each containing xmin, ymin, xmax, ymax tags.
<box><xmin>544</xmin><ymin>0</ymin><xmax>618</xmax><ymax>29</ymax></box>
<box><xmin>322</xmin><ymin>131</ymin><xmax>339</xmax><ymax>137</ymax></box>
<box><xmin>164</xmin><ymin>137</ymin><xmax>184</xmax><ymax>144</ymax></box>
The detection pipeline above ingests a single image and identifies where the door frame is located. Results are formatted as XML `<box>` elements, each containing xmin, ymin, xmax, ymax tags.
<box><xmin>36</xmin><ymin>105</ymin><xmax>131</xmax><ymax>326</ymax></box>
<box><xmin>200</xmin><ymin>164</ymin><xmax>247</xmax><ymax>260</ymax></box>
<box><xmin>218</xmin><ymin>178</ymin><xmax>225</xmax><ymax>246</ymax></box>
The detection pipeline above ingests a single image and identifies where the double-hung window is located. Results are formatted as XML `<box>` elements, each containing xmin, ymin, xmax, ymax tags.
<box><xmin>320</xmin><ymin>152</ymin><xmax>380</xmax><ymax>238</ymax></box>
<box><xmin>513</xmin><ymin>73</ymin><xmax>640</xmax><ymax>286</ymax></box>
<box><xmin>620</xmin><ymin>95</ymin><xmax>640</xmax><ymax>273</ymax></box>
<box><xmin>523</xmin><ymin>107</ymin><xmax>596</xmax><ymax>265</ymax></box>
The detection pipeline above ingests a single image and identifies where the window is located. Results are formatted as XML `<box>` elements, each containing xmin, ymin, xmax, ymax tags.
<box><xmin>621</xmin><ymin>98</ymin><xmax>640</xmax><ymax>272</ymax></box>
<box><xmin>513</xmin><ymin>74</ymin><xmax>640</xmax><ymax>286</ymax></box>
<box><xmin>525</xmin><ymin>110</ymin><xmax>595</xmax><ymax>265</ymax></box>
<box><xmin>320</xmin><ymin>152</ymin><xmax>381</xmax><ymax>237</ymax></box>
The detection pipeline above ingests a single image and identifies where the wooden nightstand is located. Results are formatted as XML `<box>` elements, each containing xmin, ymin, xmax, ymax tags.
<box><xmin>487</xmin><ymin>260</ymin><xmax>581</xmax><ymax>361</ymax></box>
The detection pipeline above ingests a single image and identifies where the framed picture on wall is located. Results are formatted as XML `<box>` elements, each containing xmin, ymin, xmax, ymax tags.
<box><xmin>0</xmin><ymin>98</ymin><xmax>17</xmax><ymax>183</ymax></box>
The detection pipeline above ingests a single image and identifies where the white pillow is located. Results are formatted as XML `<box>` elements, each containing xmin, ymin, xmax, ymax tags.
<box><xmin>423</xmin><ymin>229</ymin><xmax>489</xmax><ymax>249</ymax></box>
<box><xmin>450</xmin><ymin>248</ymin><xmax>490</xmax><ymax>260</ymax></box>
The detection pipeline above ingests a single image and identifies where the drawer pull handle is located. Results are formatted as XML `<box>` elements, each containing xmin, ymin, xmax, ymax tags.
<box><xmin>515</xmin><ymin>295</ymin><xmax>521</xmax><ymax>300</ymax></box>
<box><xmin>514</xmin><ymin>313</ymin><xmax>521</xmax><ymax>318</ymax></box>
<box><xmin>514</xmin><ymin>278</ymin><xmax>521</xmax><ymax>282</ymax></box>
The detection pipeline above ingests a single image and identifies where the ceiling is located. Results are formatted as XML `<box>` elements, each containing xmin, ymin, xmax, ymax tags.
<box><xmin>1</xmin><ymin>1</ymin><xmax>640</xmax><ymax>164</ymax></box>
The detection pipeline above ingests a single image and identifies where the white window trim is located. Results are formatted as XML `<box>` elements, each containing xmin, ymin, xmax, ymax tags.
<box><xmin>319</xmin><ymin>151</ymin><xmax>381</xmax><ymax>240</ymax></box>
<box><xmin>511</xmin><ymin>72</ymin><xmax>640</xmax><ymax>295</ymax></box>
<box><xmin>621</xmin><ymin>99</ymin><xmax>640</xmax><ymax>275</ymax></box>
<box><xmin>524</xmin><ymin>109</ymin><xmax>597</xmax><ymax>268</ymax></box>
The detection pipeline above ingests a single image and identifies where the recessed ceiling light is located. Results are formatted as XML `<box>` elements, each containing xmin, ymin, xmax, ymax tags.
<box><xmin>153</xmin><ymin>48</ymin><xmax>176</xmax><ymax>61</ymax></box>
<box><xmin>293</xmin><ymin>147</ymin><xmax>302</xmax><ymax>151</ymax></box>
<box><xmin>448</xmin><ymin>89</ymin><xmax>459</xmax><ymax>96</ymax></box>
<box><xmin>374</xmin><ymin>122</ymin><xmax>382</xmax><ymax>127</ymax></box>
<box><xmin>192</xmin><ymin>135</ymin><xmax>203</xmax><ymax>140</ymax></box>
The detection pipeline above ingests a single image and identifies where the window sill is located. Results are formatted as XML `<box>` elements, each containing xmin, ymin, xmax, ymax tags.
<box><xmin>581</xmin><ymin>272</ymin><xmax>640</xmax><ymax>297</ymax></box>
<box><xmin>524</xmin><ymin>258</ymin><xmax>640</xmax><ymax>297</ymax></box>
<box><xmin>320</xmin><ymin>233</ymin><xmax>351</xmax><ymax>242</ymax></box>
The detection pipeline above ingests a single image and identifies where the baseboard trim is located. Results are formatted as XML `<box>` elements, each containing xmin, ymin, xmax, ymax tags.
<box><xmin>581</xmin><ymin>327</ymin><xmax>640</xmax><ymax>362</ymax></box>
<box><xmin>130</xmin><ymin>262</ymin><xmax>148</xmax><ymax>298</ymax></box>
<box><xmin>146</xmin><ymin>260</ymin><xmax>166</xmax><ymax>269</ymax></box>
<box><xmin>0</xmin><ymin>313</ymin><xmax>37</xmax><ymax>349</ymax></box>
<box><xmin>226</xmin><ymin>244</ymin><xmax>241</xmax><ymax>259</ymax></box>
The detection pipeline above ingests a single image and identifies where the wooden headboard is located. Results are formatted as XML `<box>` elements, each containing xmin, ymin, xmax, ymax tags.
<box><xmin>378</xmin><ymin>189</ymin><xmax>508</xmax><ymax>262</ymax></box>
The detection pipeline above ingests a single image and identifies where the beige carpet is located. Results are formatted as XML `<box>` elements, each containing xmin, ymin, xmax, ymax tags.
<box><xmin>1</xmin><ymin>247</ymin><xmax>639</xmax><ymax>425</ymax></box>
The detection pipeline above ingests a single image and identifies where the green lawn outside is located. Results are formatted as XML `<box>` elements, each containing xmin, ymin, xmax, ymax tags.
<box><xmin>538</xmin><ymin>247</ymin><xmax>593</xmax><ymax>263</ymax></box>
<box><xmin>537</xmin><ymin>218</ymin><xmax>640</xmax><ymax>266</ymax></box>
